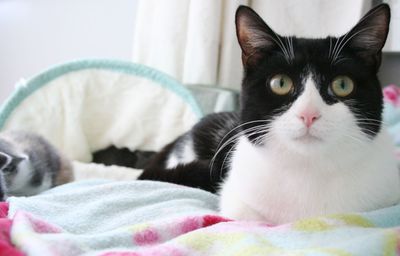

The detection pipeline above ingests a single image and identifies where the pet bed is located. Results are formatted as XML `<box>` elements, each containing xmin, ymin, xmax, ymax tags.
<box><xmin>0</xmin><ymin>59</ymin><xmax>203</xmax><ymax>180</ymax></box>
<box><xmin>0</xmin><ymin>60</ymin><xmax>399</xmax><ymax>256</ymax></box>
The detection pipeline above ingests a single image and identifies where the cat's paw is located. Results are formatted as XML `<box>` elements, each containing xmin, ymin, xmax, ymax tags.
<box><xmin>220</xmin><ymin>195</ymin><xmax>266</xmax><ymax>221</ymax></box>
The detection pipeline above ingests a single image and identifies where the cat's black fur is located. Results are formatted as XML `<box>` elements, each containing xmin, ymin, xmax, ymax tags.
<box><xmin>140</xmin><ymin>112</ymin><xmax>240</xmax><ymax>192</ymax></box>
<box><xmin>93</xmin><ymin>146</ymin><xmax>156</xmax><ymax>169</ymax></box>
<box><xmin>139</xmin><ymin>4</ymin><xmax>390</xmax><ymax>192</ymax></box>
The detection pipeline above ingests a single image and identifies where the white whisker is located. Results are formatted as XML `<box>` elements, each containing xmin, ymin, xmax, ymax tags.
<box><xmin>328</xmin><ymin>37</ymin><xmax>333</xmax><ymax>58</ymax></box>
<box><xmin>270</xmin><ymin>31</ymin><xmax>292</xmax><ymax>63</ymax></box>
<box><xmin>219</xmin><ymin>127</ymin><xmax>270</xmax><ymax>177</ymax></box>
<box><xmin>215</xmin><ymin>119</ymin><xmax>272</xmax><ymax>151</ymax></box>
<box><xmin>332</xmin><ymin>26</ymin><xmax>376</xmax><ymax>63</ymax></box>
<box><xmin>210</xmin><ymin>124</ymin><xmax>271</xmax><ymax>179</ymax></box>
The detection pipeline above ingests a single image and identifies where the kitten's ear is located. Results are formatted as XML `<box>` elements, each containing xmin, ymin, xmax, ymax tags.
<box><xmin>0</xmin><ymin>152</ymin><xmax>26</xmax><ymax>170</ymax></box>
<box><xmin>346</xmin><ymin>4</ymin><xmax>390</xmax><ymax>69</ymax></box>
<box><xmin>0</xmin><ymin>152</ymin><xmax>12</xmax><ymax>170</ymax></box>
<box><xmin>235</xmin><ymin>6</ymin><xmax>280</xmax><ymax>66</ymax></box>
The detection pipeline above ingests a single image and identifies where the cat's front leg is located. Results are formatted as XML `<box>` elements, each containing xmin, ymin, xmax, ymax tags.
<box><xmin>219</xmin><ymin>190</ymin><xmax>266</xmax><ymax>222</ymax></box>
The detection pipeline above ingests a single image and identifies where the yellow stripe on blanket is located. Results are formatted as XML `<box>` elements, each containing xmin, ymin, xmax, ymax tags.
<box><xmin>293</xmin><ymin>218</ymin><xmax>332</xmax><ymax>232</ymax></box>
<box><xmin>329</xmin><ymin>214</ymin><xmax>374</xmax><ymax>227</ymax></box>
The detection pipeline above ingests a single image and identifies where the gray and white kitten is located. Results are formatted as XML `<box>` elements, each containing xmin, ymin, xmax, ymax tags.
<box><xmin>0</xmin><ymin>130</ymin><xmax>73</xmax><ymax>200</ymax></box>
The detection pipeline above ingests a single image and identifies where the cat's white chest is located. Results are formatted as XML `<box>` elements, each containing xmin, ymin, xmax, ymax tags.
<box><xmin>219</xmin><ymin>133</ymin><xmax>400</xmax><ymax>224</ymax></box>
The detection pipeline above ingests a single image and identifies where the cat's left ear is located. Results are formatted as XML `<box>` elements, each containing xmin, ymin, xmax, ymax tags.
<box><xmin>0</xmin><ymin>152</ymin><xmax>12</xmax><ymax>170</ymax></box>
<box><xmin>345</xmin><ymin>4</ymin><xmax>390</xmax><ymax>69</ymax></box>
<box><xmin>235</xmin><ymin>6</ymin><xmax>282</xmax><ymax>67</ymax></box>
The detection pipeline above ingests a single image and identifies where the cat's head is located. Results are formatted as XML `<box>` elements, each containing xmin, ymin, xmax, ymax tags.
<box><xmin>236</xmin><ymin>4</ymin><xmax>390</xmax><ymax>154</ymax></box>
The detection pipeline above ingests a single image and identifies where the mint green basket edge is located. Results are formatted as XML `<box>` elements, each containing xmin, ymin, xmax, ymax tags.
<box><xmin>0</xmin><ymin>59</ymin><xmax>204</xmax><ymax>129</ymax></box>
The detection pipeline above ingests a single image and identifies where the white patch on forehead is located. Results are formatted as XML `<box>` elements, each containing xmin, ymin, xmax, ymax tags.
<box><xmin>303</xmin><ymin>74</ymin><xmax>318</xmax><ymax>94</ymax></box>
<box><xmin>294</xmin><ymin>74</ymin><xmax>326</xmax><ymax>110</ymax></box>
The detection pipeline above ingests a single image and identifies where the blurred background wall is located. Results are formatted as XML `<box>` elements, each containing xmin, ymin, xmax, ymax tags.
<box><xmin>0</xmin><ymin>0</ymin><xmax>139</xmax><ymax>102</ymax></box>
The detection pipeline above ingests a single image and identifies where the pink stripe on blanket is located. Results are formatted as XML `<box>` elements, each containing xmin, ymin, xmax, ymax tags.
<box><xmin>133</xmin><ymin>228</ymin><xmax>160</xmax><ymax>246</ymax></box>
<box><xmin>0</xmin><ymin>202</ymin><xmax>25</xmax><ymax>256</ymax></box>
<box><xmin>202</xmin><ymin>215</ymin><xmax>231</xmax><ymax>227</ymax></box>
<box><xmin>102</xmin><ymin>215</ymin><xmax>231</xmax><ymax>256</ymax></box>
<box><xmin>132</xmin><ymin>215</ymin><xmax>230</xmax><ymax>247</ymax></box>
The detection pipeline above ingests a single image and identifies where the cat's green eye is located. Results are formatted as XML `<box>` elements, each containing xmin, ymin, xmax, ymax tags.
<box><xmin>331</xmin><ymin>76</ymin><xmax>354</xmax><ymax>97</ymax></box>
<box><xmin>270</xmin><ymin>74</ymin><xmax>293</xmax><ymax>95</ymax></box>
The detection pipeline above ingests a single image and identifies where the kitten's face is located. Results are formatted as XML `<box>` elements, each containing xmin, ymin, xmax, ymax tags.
<box><xmin>236</xmin><ymin>5</ymin><xmax>390</xmax><ymax>154</ymax></box>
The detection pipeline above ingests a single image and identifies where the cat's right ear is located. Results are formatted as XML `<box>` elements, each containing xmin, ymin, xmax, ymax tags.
<box><xmin>0</xmin><ymin>152</ymin><xmax>12</xmax><ymax>170</ymax></box>
<box><xmin>235</xmin><ymin>6</ymin><xmax>279</xmax><ymax>67</ymax></box>
<box><xmin>344</xmin><ymin>4</ymin><xmax>390</xmax><ymax>70</ymax></box>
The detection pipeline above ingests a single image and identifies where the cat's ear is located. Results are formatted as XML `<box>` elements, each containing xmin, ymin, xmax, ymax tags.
<box><xmin>0</xmin><ymin>152</ymin><xmax>26</xmax><ymax>170</ymax></box>
<box><xmin>235</xmin><ymin>6</ymin><xmax>280</xmax><ymax>66</ymax></box>
<box><xmin>345</xmin><ymin>4</ymin><xmax>390</xmax><ymax>69</ymax></box>
<box><xmin>0</xmin><ymin>152</ymin><xmax>12</xmax><ymax>170</ymax></box>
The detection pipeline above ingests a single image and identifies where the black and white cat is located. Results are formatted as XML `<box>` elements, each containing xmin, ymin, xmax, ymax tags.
<box><xmin>0</xmin><ymin>130</ymin><xmax>73</xmax><ymax>200</ymax></box>
<box><xmin>139</xmin><ymin>4</ymin><xmax>400</xmax><ymax>224</ymax></box>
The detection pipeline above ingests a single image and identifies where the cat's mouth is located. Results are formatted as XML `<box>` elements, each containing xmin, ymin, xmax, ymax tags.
<box><xmin>293</xmin><ymin>133</ymin><xmax>322</xmax><ymax>143</ymax></box>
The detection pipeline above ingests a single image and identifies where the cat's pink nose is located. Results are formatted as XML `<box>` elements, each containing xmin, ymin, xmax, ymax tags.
<box><xmin>299</xmin><ymin>111</ymin><xmax>320</xmax><ymax>128</ymax></box>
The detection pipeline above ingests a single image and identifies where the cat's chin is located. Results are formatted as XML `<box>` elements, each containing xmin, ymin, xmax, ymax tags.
<box><xmin>282</xmin><ymin>134</ymin><xmax>328</xmax><ymax>155</ymax></box>
<box><xmin>293</xmin><ymin>134</ymin><xmax>323</xmax><ymax>143</ymax></box>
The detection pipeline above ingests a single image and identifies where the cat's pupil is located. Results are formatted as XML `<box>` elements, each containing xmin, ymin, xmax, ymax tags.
<box><xmin>280</xmin><ymin>79</ymin><xmax>284</xmax><ymax>87</ymax></box>
<box><xmin>340</xmin><ymin>80</ymin><xmax>346</xmax><ymax>90</ymax></box>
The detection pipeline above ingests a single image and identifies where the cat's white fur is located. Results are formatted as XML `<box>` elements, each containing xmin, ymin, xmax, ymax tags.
<box><xmin>167</xmin><ymin>137</ymin><xmax>196</xmax><ymax>169</ymax></box>
<box><xmin>219</xmin><ymin>75</ymin><xmax>400</xmax><ymax>224</ymax></box>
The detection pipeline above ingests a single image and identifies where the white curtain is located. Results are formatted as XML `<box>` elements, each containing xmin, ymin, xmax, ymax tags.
<box><xmin>132</xmin><ymin>0</ymin><xmax>370</xmax><ymax>90</ymax></box>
